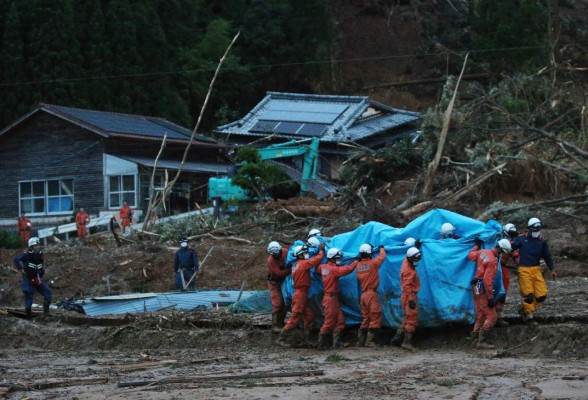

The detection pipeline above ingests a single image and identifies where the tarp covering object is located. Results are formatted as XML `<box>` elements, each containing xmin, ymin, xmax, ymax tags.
<box><xmin>233</xmin><ymin>209</ymin><xmax>505</xmax><ymax>328</ymax></box>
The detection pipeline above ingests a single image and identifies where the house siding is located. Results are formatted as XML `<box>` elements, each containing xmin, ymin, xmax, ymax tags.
<box><xmin>0</xmin><ymin>113</ymin><xmax>105</xmax><ymax>222</ymax></box>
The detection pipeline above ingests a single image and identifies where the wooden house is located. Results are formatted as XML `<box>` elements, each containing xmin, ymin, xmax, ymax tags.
<box><xmin>0</xmin><ymin>104</ymin><xmax>230</xmax><ymax>229</ymax></box>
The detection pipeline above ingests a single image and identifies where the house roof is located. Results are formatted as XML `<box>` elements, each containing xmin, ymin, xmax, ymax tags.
<box><xmin>0</xmin><ymin>104</ymin><xmax>223</xmax><ymax>146</ymax></box>
<box><xmin>214</xmin><ymin>92</ymin><xmax>421</xmax><ymax>144</ymax></box>
<box><xmin>119</xmin><ymin>155</ymin><xmax>232</xmax><ymax>174</ymax></box>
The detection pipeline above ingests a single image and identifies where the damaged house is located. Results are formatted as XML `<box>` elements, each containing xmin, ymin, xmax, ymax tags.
<box><xmin>214</xmin><ymin>92</ymin><xmax>421</xmax><ymax>179</ymax></box>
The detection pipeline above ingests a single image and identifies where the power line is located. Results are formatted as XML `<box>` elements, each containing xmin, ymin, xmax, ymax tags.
<box><xmin>1</xmin><ymin>42</ymin><xmax>584</xmax><ymax>88</ymax></box>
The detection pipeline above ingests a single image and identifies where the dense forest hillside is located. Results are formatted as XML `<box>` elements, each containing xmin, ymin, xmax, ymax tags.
<box><xmin>0</xmin><ymin>0</ymin><xmax>587</xmax><ymax>132</ymax></box>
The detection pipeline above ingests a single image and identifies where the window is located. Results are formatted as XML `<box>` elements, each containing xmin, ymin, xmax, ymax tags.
<box><xmin>109</xmin><ymin>175</ymin><xmax>136</xmax><ymax>208</ymax></box>
<box><xmin>19</xmin><ymin>179</ymin><xmax>74</xmax><ymax>215</ymax></box>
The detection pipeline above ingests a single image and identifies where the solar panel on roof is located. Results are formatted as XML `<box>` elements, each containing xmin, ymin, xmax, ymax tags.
<box><xmin>275</xmin><ymin>122</ymin><xmax>303</xmax><ymax>134</ymax></box>
<box><xmin>298</xmin><ymin>123</ymin><xmax>327</xmax><ymax>137</ymax></box>
<box><xmin>250</xmin><ymin>120</ymin><xmax>279</xmax><ymax>133</ymax></box>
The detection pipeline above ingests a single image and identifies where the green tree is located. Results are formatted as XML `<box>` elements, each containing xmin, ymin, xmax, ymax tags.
<box><xmin>469</xmin><ymin>0</ymin><xmax>549</xmax><ymax>72</ymax></box>
<box><xmin>0</xmin><ymin>2</ymin><xmax>29</xmax><ymax>123</ymax></box>
<box><xmin>231</xmin><ymin>146</ymin><xmax>297</xmax><ymax>200</ymax></box>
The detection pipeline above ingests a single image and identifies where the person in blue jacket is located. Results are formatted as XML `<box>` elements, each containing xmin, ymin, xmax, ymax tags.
<box><xmin>174</xmin><ymin>237</ymin><xmax>200</xmax><ymax>291</ymax></box>
<box><xmin>13</xmin><ymin>237</ymin><xmax>52</xmax><ymax>318</ymax></box>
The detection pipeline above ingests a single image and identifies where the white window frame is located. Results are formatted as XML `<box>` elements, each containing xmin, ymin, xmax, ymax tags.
<box><xmin>18</xmin><ymin>178</ymin><xmax>75</xmax><ymax>216</ymax></box>
<box><xmin>108</xmin><ymin>174</ymin><xmax>137</xmax><ymax>209</ymax></box>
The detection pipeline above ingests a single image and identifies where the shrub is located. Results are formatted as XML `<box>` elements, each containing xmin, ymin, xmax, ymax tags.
<box><xmin>0</xmin><ymin>230</ymin><xmax>21</xmax><ymax>249</ymax></box>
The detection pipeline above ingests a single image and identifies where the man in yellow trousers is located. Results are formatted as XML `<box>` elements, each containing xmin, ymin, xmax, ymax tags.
<box><xmin>512</xmin><ymin>217</ymin><xmax>556</xmax><ymax>325</ymax></box>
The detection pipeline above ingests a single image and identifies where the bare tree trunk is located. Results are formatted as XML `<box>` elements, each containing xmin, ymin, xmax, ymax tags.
<box><xmin>422</xmin><ymin>53</ymin><xmax>469</xmax><ymax>197</ymax></box>
<box><xmin>141</xmin><ymin>32</ymin><xmax>241</xmax><ymax>232</ymax></box>
<box><xmin>142</xmin><ymin>134</ymin><xmax>167</xmax><ymax>232</ymax></box>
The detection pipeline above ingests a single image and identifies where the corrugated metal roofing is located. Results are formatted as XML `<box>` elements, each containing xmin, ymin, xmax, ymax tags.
<box><xmin>119</xmin><ymin>155</ymin><xmax>232</xmax><ymax>174</ymax></box>
<box><xmin>77</xmin><ymin>290</ymin><xmax>256</xmax><ymax>317</ymax></box>
<box><xmin>214</xmin><ymin>92</ymin><xmax>421</xmax><ymax>143</ymax></box>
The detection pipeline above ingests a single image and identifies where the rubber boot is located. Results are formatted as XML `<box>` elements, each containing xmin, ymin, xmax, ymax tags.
<box><xmin>391</xmin><ymin>327</ymin><xmax>404</xmax><ymax>347</ymax></box>
<box><xmin>470</xmin><ymin>330</ymin><xmax>479</xmax><ymax>347</ymax></box>
<box><xmin>277</xmin><ymin>308</ymin><xmax>287</xmax><ymax>329</ymax></box>
<box><xmin>365</xmin><ymin>329</ymin><xmax>377</xmax><ymax>348</ymax></box>
<box><xmin>495</xmin><ymin>311</ymin><xmax>509</xmax><ymax>327</ymax></box>
<box><xmin>277</xmin><ymin>328</ymin><xmax>291</xmax><ymax>347</ymax></box>
<box><xmin>271</xmin><ymin>313</ymin><xmax>282</xmax><ymax>333</ymax></box>
<box><xmin>476</xmin><ymin>329</ymin><xmax>495</xmax><ymax>349</ymax></box>
<box><xmin>25</xmin><ymin>307</ymin><xmax>32</xmax><ymax>319</ymax></box>
<box><xmin>303</xmin><ymin>328</ymin><xmax>316</xmax><ymax>347</ymax></box>
<box><xmin>43</xmin><ymin>300</ymin><xmax>50</xmax><ymax>315</ymax></box>
<box><xmin>332</xmin><ymin>330</ymin><xmax>343</xmax><ymax>350</ymax></box>
<box><xmin>357</xmin><ymin>328</ymin><xmax>367</xmax><ymax>347</ymax></box>
<box><xmin>317</xmin><ymin>333</ymin><xmax>327</xmax><ymax>350</ymax></box>
<box><xmin>401</xmin><ymin>331</ymin><xmax>416</xmax><ymax>351</ymax></box>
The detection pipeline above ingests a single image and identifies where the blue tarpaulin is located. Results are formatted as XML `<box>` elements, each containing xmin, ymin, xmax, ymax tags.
<box><xmin>279</xmin><ymin>208</ymin><xmax>505</xmax><ymax>328</ymax></box>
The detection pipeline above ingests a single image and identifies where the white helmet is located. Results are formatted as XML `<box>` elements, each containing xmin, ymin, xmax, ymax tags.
<box><xmin>307</xmin><ymin>237</ymin><xmax>320</xmax><ymax>247</ymax></box>
<box><xmin>404</xmin><ymin>237</ymin><xmax>416</xmax><ymax>246</ymax></box>
<box><xmin>293</xmin><ymin>245</ymin><xmax>309</xmax><ymax>257</ymax></box>
<box><xmin>28</xmin><ymin>237</ymin><xmax>40</xmax><ymax>247</ymax></box>
<box><xmin>406</xmin><ymin>247</ymin><xmax>422</xmax><ymax>264</ymax></box>
<box><xmin>497</xmin><ymin>238</ymin><xmax>512</xmax><ymax>254</ymax></box>
<box><xmin>267</xmin><ymin>241</ymin><xmax>281</xmax><ymax>256</ymax></box>
<box><xmin>527</xmin><ymin>217</ymin><xmax>542</xmax><ymax>231</ymax></box>
<box><xmin>359</xmin><ymin>244</ymin><xmax>372</xmax><ymax>256</ymax></box>
<box><xmin>503</xmin><ymin>223</ymin><xmax>517</xmax><ymax>237</ymax></box>
<box><xmin>327</xmin><ymin>248</ymin><xmax>342</xmax><ymax>260</ymax></box>
<box><xmin>307</xmin><ymin>229</ymin><xmax>322</xmax><ymax>239</ymax></box>
<box><xmin>441</xmin><ymin>222</ymin><xmax>456</xmax><ymax>236</ymax></box>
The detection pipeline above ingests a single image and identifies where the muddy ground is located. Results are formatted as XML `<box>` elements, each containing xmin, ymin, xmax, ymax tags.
<box><xmin>1</xmin><ymin>200</ymin><xmax>587</xmax><ymax>399</ymax></box>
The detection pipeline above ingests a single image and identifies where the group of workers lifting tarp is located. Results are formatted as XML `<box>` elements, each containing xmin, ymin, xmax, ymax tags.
<box><xmin>266</xmin><ymin>217</ymin><xmax>555</xmax><ymax>351</ymax></box>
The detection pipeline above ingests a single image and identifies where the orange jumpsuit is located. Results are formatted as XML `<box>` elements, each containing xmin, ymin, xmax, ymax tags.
<box><xmin>267</xmin><ymin>248</ymin><xmax>291</xmax><ymax>319</ymax></box>
<box><xmin>467</xmin><ymin>246</ymin><xmax>499</xmax><ymax>331</ymax></box>
<box><xmin>317</xmin><ymin>260</ymin><xmax>357</xmax><ymax>334</ymax></box>
<box><xmin>284</xmin><ymin>250</ymin><xmax>324</xmax><ymax>331</ymax></box>
<box><xmin>355</xmin><ymin>247</ymin><xmax>387</xmax><ymax>330</ymax></box>
<box><xmin>17</xmin><ymin>217</ymin><xmax>32</xmax><ymax>246</ymax></box>
<box><xmin>75</xmin><ymin>212</ymin><xmax>90</xmax><ymax>238</ymax></box>
<box><xmin>119</xmin><ymin>205</ymin><xmax>134</xmax><ymax>232</ymax></box>
<box><xmin>400</xmin><ymin>258</ymin><xmax>420</xmax><ymax>333</ymax></box>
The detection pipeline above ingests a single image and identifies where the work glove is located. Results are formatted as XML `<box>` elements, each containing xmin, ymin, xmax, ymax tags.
<box><xmin>470</xmin><ymin>279</ymin><xmax>478</xmax><ymax>286</ymax></box>
<box><xmin>414</xmin><ymin>239</ymin><xmax>422</xmax><ymax>249</ymax></box>
<box><xmin>408</xmin><ymin>300</ymin><xmax>416</xmax><ymax>310</ymax></box>
<box><xmin>474</xmin><ymin>237</ymin><xmax>483</xmax><ymax>248</ymax></box>
<box><xmin>378</xmin><ymin>245</ymin><xmax>385</xmax><ymax>250</ymax></box>
<box><xmin>487</xmin><ymin>298</ymin><xmax>495</xmax><ymax>308</ymax></box>
<box><xmin>319</xmin><ymin>243</ymin><xmax>326</xmax><ymax>251</ymax></box>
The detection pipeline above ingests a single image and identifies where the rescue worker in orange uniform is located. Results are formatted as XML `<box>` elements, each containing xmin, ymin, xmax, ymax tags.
<box><xmin>495</xmin><ymin>223</ymin><xmax>520</xmax><ymax>326</ymax></box>
<box><xmin>75</xmin><ymin>207</ymin><xmax>91</xmax><ymax>239</ymax></box>
<box><xmin>316</xmin><ymin>248</ymin><xmax>358</xmax><ymax>350</ymax></box>
<box><xmin>17</xmin><ymin>212</ymin><xmax>32</xmax><ymax>246</ymax></box>
<box><xmin>278</xmin><ymin>242</ymin><xmax>325</xmax><ymax>347</ymax></box>
<box><xmin>512</xmin><ymin>217</ymin><xmax>556</xmax><ymax>325</ymax></box>
<box><xmin>396</xmin><ymin>246</ymin><xmax>422</xmax><ymax>350</ymax></box>
<box><xmin>355</xmin><ymin>243</ymin><xmax>386</xmax><ymax>347</ymax></box>
<box><xmin>266</xmin><ymin>241</ymin><xmax>291</xmax><ymax>333</ymax></box>
<box><xmin>467</xmin><ymin>237</ymin><xmax>512</xmax><ymax>349</ymax></box>
<box><xmin>119</xmin><ymin>201</ymin><xmax>134</xmax><ymax>233</ymax></box>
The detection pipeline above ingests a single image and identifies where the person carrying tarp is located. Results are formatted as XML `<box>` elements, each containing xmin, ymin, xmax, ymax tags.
<box><xmin>13</xmin><ymin>237</ymin><xmax>52</xmax><ymax>318</ymax></box>
<box><xmin>467</xmin><ymin>237</ymin><xmax>512</xmax><ymax>349</ymax></box>
<box><xmin>495</xmin><ymin>223</ymin><xmax>520</xmax><ymax>326</ymax></box>
<box><xmin>512</xmin><ymin>217</ymin><xmax>556</xmax><ymax>325</ymax></box>
<box><xmin>440</xmin><ymin>222</ymin><xmax>461</xmax><ymax>240</ymax></box>
<box><xmin>316</xmin><ymin>248</ymin><xmax>358</xmax><ymax>350</ymax></box>
<box><xmin>266</xmin><ymin>241</ymin><xmax>291</xmax><ymax>333</ymax></box>
<box><xmin>355</xmin><ymin>243</ymin><xmax>387</xmax><ymax>347</ymax></box>
<box><xmin>393</xmin><ymin>246</ymin><xmax>422</xmax><ymax>351</ymax></box>
<box><xmin>278</xmin><ymin>243</ymin><xmax>325</xmax><ymax>347</ymax></box>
